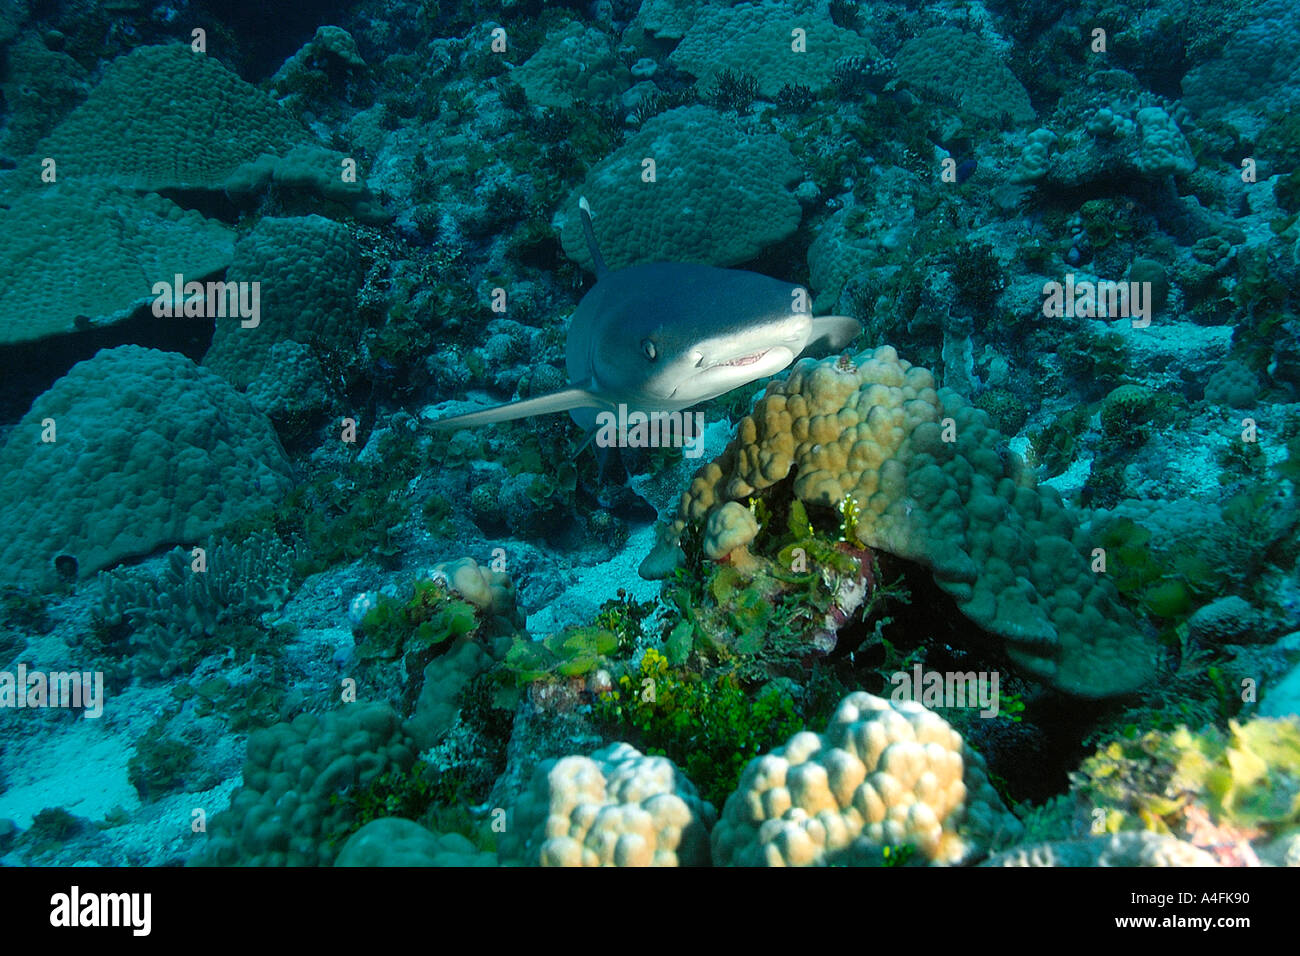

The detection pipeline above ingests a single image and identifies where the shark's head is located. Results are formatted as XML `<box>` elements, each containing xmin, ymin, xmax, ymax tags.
<box><xmin>427</xmin><ymin>216</ymin><xmax>860</xmax><ymax>437</ymax></box>
<box><xmin>577</xmin><ymin>263</ymin><xmax>814</xmax><ymax>411</ymax></box>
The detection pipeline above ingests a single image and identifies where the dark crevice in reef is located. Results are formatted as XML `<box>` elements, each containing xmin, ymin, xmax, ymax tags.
<box><xmin>852</xmin><ymin>553</ymin><xmax>1115</xmax><ymax>805</ymax></box>
<box><xmin>0</xmin><ymin>309</ymin><xmax>214</xmax><ymax>427</ymax></box>
<box><xmin>193</xmin><ymin>0</ymin><xmax>357</xmax><ymax>80</ymax></box>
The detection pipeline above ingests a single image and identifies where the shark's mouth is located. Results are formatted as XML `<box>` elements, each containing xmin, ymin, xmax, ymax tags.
<box><xmin>717</xmin><ymin>348</ymin><xmax>770</xmax><ymax>368</ymax></box>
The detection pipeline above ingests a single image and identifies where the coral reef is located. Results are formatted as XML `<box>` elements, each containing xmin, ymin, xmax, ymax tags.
<box><xmin>499</xmin><ymin>741</ymin><xmax>716</xmax><ymax>867</ymax></box>
<box><xmin>0</xmin><ymin>347</ymin><xmax>294</xmax><ymax>588</ymax></box>
<box><xmin>642</xmin><ymin>346</ymin><xmax>1157</xmax><ymax>697</ymax></box>
<box><xmin>2</xmin><ymin>0</ymin><xmax>1297</xmax><ymax>880</ymax></box>
<box><xmin>553</xmin><ymin>105</ymin><xmax>803</xmax><ymax>271</ymax></box>
<box><xmin>712</xmin><ymin>691</ymin><xmax>1023</xmax><ymax>866</ymax></box>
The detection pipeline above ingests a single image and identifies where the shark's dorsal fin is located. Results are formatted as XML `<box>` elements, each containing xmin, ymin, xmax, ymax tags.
<box><xmin>428</xmin><ymin>387</ymin><xmax>611</xmax><ymax>431</ymax></box>
<box><xmin>802</xmin><ymin>315</ymin><xmax>861</xmax><ymax>354</ymax></box>
<box><xmin>578</xmin><ymin>196</ymin><xmax>609</xmax><ymax>279</ymax></box>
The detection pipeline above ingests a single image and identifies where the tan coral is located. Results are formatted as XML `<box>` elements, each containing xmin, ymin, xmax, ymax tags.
<box><xmin>642</xmin><ymin>346</ymin><xmax>1156</xmax><ymax>698</ymax></box>
<box><xmin>429</xmin><ymin>556</ymin><xmax>521</xmax><ymax>628</ymax></box>
<box><xmin>500</xmin><ymin>742</ymin><xmax>716</xmax><ymax>867</ymax></box>
<box><xmin>703</xmin><ymin>501</ymin><xmax>760</xmax><ymax>561</ymax></box>
<box><xmin>712</xmin><ymin>692</ymin><xmax>1022</xmax><ymax>866</ymax></box>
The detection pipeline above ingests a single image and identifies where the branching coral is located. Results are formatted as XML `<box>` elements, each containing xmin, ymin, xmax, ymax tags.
<box><xmin>92</xmin><ymin>531</ymin><xmax>298</xmax><ymax>680</ymax></box>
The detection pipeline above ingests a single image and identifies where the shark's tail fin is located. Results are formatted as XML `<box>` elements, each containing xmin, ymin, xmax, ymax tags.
<box><xmin>578</xmin><ymin>196</ymin><xmax>609</xmax><ymax>278</ymax></box>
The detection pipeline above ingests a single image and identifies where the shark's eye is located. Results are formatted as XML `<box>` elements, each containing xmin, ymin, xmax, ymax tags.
<box><xmin>641</xmin><ymin>339</ymin><xmax>657</xmax><ymax>361</ymax></box>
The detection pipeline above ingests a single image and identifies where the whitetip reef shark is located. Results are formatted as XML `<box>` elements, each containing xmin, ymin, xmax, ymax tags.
<box><xmin>428</xmin><ymin>198</ymin><xmax>861</xmax><ymax>437</ymax></box>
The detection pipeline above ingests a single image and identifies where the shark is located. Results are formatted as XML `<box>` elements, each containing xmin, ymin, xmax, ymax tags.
<box><xmin>427</xmin><ymin>198</ymin><xmax>861</xmax><ymax>435</ymax></box>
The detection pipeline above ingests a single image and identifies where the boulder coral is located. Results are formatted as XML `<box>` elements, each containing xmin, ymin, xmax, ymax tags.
<box><xmin>641</xmin><ymin>346</ymin><xmax>1157</xmax><ymax>697</ymax></box>
<box><xmin>712</xmin><ymin>691</ymin><xmax>1023</xmax><ymax>866</ymax></box>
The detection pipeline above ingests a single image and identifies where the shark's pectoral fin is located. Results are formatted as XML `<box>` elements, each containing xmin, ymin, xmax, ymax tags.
<box><xmin>428</xmin><ymin>388</ymin><xmax>611</xmax><ymax>430</ymax></box>
<box><xmin>801</xmin><ymin>315</ymin><xmax>862</xmax><ymax>356</ymax></box>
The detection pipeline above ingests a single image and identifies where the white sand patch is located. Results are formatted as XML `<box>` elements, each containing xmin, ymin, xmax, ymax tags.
<box><xmin>524</xmin><ymin>417</ymin><xmax>732</xmax><ymax>638</ymax></box>
<box><xmin>1</xmin><ymin>714</ymin><xmax>139</xmax><ymax>828</ymax></box>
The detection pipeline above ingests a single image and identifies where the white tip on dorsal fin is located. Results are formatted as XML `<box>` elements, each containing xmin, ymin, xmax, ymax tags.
<box><xmin>802</xmin><ymin>315</ymin><xmax>862</xmax><ymax>355</ymax></box>
<box><xmin>577</xmin><ymin>195</ymin><xmax>609</xmax><ymax>279</ymax></box>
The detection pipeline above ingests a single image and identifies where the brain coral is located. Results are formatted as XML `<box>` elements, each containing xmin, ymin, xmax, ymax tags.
<box><xmin>0</xmin><ymin>183</ymin><xmax>235</xmax><ymax>344</ymax></box>
<box><xmin>641</xmin><ymin>346</ymin><xmax>1156</xmax><ymax>698</ymax></box>
<box><xmin>712</xmin><ymin>691</ymin><xmax>1022</xmax><ymax>866</ymax></box>
<box><xmin>500</xmin><ymin>742</ymin><xmax>716</xmax><ymax>866</ymax></box>
<box><xmin>31</xmin><ymin>44</ymin><xmax>309</xmax><ymax>190</ymax></box>
<box><xmin>554</xmin><ymin>105</ymin><xmax>802</xmax><ymax>270</ymax></box>
<box><xmin>896</xmin><ymin>27</ymin><xmax>1034</xmax><ymax>124</ymax></box>
<box><xmin>0</xmin><ymin>346</ymin><xmax>294</xmax><ymax>588</ymax></box>
<box><xmin>669</xmin><ymin>1</ymin><xmax>880</xmax><ymax>97</ymax></box>
<box><xmin>198</xmin><ymin>703</ymin><xmax>416</xmax><ymax>867</ymax></box>
<box><xmin>203</xmin><ymin>215</ymin><xmax>364</xmax><ymax>389</ymax></box>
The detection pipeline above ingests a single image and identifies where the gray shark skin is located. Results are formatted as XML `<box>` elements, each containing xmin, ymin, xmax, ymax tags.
<box><xmin>428</xmin><ymin>201</ymin><xmax>860</xmax><ymax>433</ymax></box>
